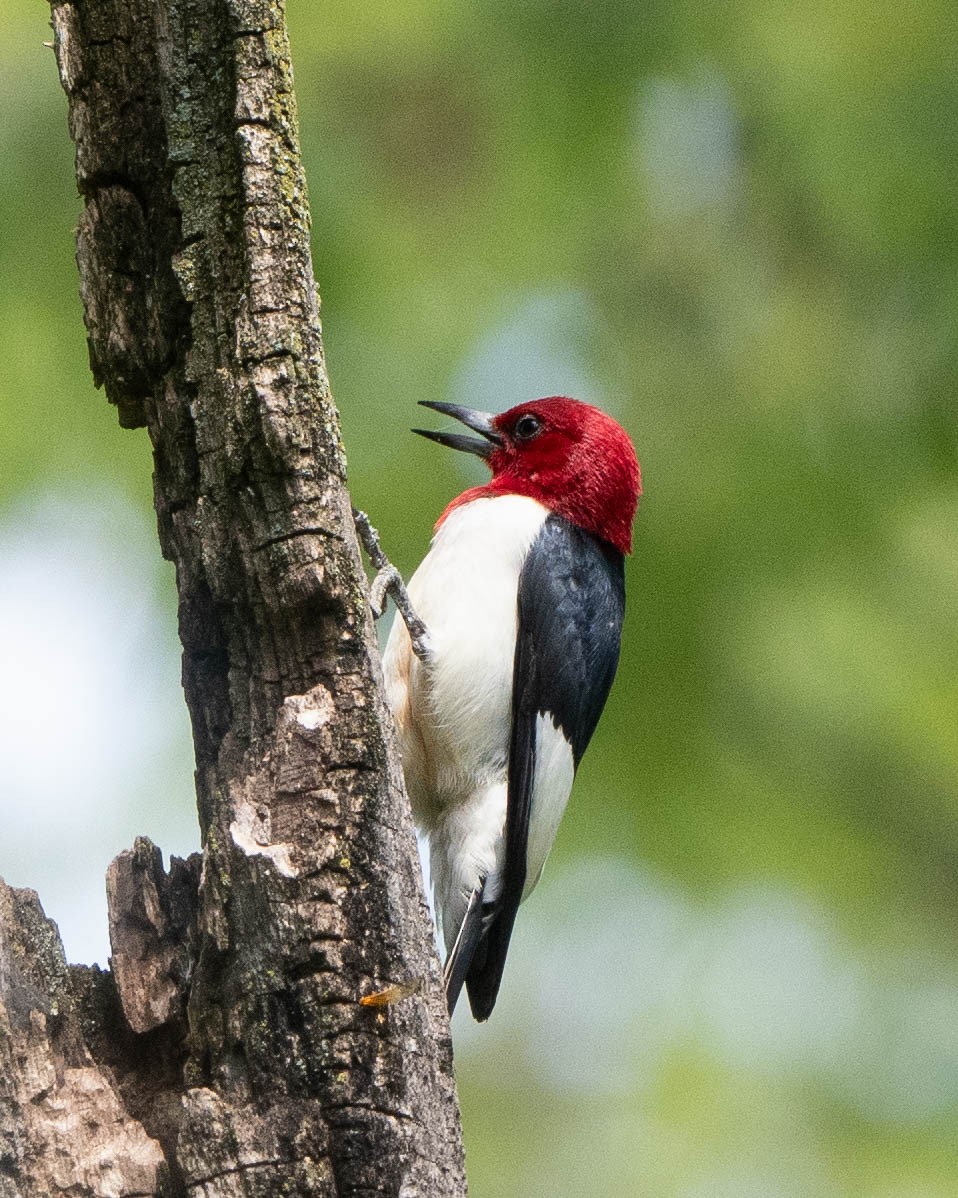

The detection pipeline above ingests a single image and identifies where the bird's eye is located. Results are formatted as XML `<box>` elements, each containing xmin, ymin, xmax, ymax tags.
<box><xmin>513</xmin><ymin>414</ymin><xmax>542</xmax><ymax>441</ymax></box>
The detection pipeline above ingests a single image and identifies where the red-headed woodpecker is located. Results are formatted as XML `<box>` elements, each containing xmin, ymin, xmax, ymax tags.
<box><xmin>381</xmin><ymin>396</ymin><xmax>641</xmax><ymax>1021</ymax></box>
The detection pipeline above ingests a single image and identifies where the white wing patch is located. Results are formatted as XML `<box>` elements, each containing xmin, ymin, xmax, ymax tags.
<box><xmin>522</xmin><ymin>713</ymin><xmax>575</xmax><ymax>902</ymax></box>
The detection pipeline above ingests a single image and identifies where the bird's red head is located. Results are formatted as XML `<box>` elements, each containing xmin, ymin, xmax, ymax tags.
<box><xmin>415</xmin><ymin>397</ymin><xmax>641</xmax><ymax>554</ymax></box>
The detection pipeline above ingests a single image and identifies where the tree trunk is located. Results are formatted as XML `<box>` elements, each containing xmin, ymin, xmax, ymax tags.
<box><xmin>0</xmin><ymin>1</ymin><xmax>466</xmax><ymax>1193</ymax></box>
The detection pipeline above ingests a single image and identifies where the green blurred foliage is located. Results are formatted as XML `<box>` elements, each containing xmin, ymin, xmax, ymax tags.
<box><xmin>3</xmin><ymin>0</ymin><xmax>957</xmax><ymax>1192</ymax></box>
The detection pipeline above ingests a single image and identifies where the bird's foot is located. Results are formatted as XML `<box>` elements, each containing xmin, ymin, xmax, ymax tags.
<box><xmin>352</xmin><ymin>507</ymin><xmax>433</xmax><ymax>661</ymax></box>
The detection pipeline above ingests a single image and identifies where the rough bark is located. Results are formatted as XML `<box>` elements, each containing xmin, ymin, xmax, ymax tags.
<box><xmin>0</xmin><ymin>0</ymin><xmax>466</xmax><ymax>1193</ymax></box>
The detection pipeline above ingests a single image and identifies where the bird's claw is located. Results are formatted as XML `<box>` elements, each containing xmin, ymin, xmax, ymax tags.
<box><xmin>352</xmin><ymin>507</ymin><xmax>433</xmax><ymax>663</ymax></box>
<box><xmin>369</xmin><ymin>564</ymin><xmax>401</xmax><ymax>619</ymax></box>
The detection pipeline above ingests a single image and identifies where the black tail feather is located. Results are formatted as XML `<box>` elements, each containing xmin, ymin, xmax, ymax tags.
<box><xmin>442</xmin><ymin>884</ymin><xmax>485</xmax><ymax>1016</ymax></box>
<box><xmin>445</xmin><ymin>879</ymin><xmax>523</xmax><ymax>1022</ymax></box>
<box><xmin>464</xmin><ymin>900</ymin><xmax>521</xmax><ymax>1022</ymax></box>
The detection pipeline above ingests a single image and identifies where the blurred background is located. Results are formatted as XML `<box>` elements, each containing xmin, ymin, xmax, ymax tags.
<box><xmin>3</xmin><ymin>0</ymin><xmax>957</xmax><ymax>1193</ymax></box>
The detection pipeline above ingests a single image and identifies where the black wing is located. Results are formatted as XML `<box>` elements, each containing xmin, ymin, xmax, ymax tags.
<box><xmin>462</xmin><ymin>515</ymin><xmax>626</xmax><ymax>1020</ymax></box>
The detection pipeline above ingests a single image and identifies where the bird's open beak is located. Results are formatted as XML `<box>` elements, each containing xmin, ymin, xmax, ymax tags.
<box><xmin>413</xmin><ymin>401</ymin><xmax>502</xmax><ymax>460</ymax></box>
